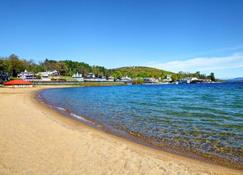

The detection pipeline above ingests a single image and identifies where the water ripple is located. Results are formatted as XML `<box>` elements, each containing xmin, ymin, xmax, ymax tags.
<box><xmin>40</xmin><ymin>83</ymin><xmax>243</xmax><ymax>166</ymax></box>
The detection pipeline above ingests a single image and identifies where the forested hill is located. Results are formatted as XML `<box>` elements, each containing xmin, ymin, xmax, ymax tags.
<box><xmin>110</xmin><ymin>66</ymin><xmax>173</xmax><ymax>79</ymax></box>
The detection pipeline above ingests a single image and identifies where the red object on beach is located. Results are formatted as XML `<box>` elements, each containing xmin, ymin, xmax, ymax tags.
<box><xmin>4</xmin><ymin>79</ymin><xmax>32</xmax><ymax>86</ymax></box>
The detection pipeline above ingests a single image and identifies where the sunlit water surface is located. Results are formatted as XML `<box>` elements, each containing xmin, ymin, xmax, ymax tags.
<box><xmin>40</xmin><ymin>83</ymin><xmax>243</xmax><ymax>165</ymax></box>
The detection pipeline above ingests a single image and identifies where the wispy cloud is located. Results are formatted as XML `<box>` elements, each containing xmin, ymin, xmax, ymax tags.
<box><xmin>202</xmin><ymin>44</ymin><xmax>243</xmax><ymax>54</ymax></box>
<box><xmin>147</xmin><ymin>53</ymin><xmax>243</xmax><ymax>75</ymax></box>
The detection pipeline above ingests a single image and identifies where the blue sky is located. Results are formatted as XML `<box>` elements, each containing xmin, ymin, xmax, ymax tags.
<box><xmin>0</xmin><ymin>0</ymin><xmax>243</xmax><ymax>78</ymax></box>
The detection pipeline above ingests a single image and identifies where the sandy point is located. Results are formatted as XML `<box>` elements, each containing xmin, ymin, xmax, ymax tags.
<box><xmin>0</xmin><ymin>86</ymin><xmax>242</xmax><ymax>175</ymax></box>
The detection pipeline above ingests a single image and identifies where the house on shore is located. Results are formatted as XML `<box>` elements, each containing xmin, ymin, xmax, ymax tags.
<box><xmin>178</xmin><ymin>77</ymin><xmax>199</xmax><ymax>84</ymax></box>
<box><xmin>144</xmin><ymin>78</ymin><xmax>159</xmax><ymax>83</ymax></box>
<box><xmin>162</xmin><ymin>75</ymin><xmax>172</xmax><ymax>82</ymax></box>
<box><xmin>86</xmin><ymin>73</ymin><xmax>95</xmax><ymax>79</ymax></box>
<box><xmin>18</xmin><ymin>70</ymin><xmax>36</xmax><ymax>80</ymax></box>
<box><xmin>37</xmin><ymin>70</ymin><xmax>59</xmax><ymax>81</ymax></box>
<box><xmin>72</xmin><ymin>72</ymin><xmax>84</xmax><ymax>82</ymax></box>
<box><xmin>84</xmin><ymin>73</ymin><xmax>96</xmax><ymax>81</ymax></box>
<box><xmin>107</xmin><ymin>76</ymin><xmax>114</xmax><ymax>82</ymax></box>
<box><xmin>84</xmin><ymin>73</ymin><xmax>108</xmax><ymax>82</ymax></box>
<box><xmin>117</xmin><ymin>76</ymin><xmax>132</xmax><ymax>83</ymax></box>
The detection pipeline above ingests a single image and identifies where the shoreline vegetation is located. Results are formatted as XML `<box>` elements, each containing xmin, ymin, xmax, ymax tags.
<box><xmin>0</xmin><ymin>86</ymin><xmax>242</xmax><ymax>175</ymax></box>
<box><xmin>0</xmin><ymin>54</ymin><xmax>217</xmax><ymax>85</ymax></box>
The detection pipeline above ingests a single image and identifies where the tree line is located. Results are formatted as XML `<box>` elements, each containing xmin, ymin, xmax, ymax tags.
<box><xmin>172</xmin><ymin>71</ymin><xmax>216</xmax><ymax>81</ymax></box>
<box><xmin>0</xmin><ymin>54</ymin><xmax>109</xmax><ymax>78</ymax></box>
<box><xmin>0</xmin><ymin>54</ymin><xmax>216</xmax><ymax>81</ymax></box>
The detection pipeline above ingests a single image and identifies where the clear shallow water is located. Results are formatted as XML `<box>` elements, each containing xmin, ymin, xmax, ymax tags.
<box><xmin>40</xmin><ymin>83</ymin><xmax>243</xmax><ymax>166</ymax></box>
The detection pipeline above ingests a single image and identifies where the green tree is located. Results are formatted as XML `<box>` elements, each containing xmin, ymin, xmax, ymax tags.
<box><xmin>0</xmin><ymin>59</ymin><xmax>9</xmax><ymax>72</ymax></box>
<box><xmin>112</xmin><ymin>71</ymin><xmax>122</xmax><ymax>79</ymax></box>
<box><xmin>210</xmin><ymin>72</ymin><xmax>215</xmax><ymax>81</ymax></box>
<box><xmin>56</xmin><ymin>62</ymin><xmax>68</xmax><ymax>76</ymax></box>
<box><xmin>8</xmin><ymin>54</ymin><xmax>26</xmax><ymax>77</ymax></box>
<box><xmin>171</xmin><ymin>74</ymin><xmax>179</xmax><ymax>81</ymax></box>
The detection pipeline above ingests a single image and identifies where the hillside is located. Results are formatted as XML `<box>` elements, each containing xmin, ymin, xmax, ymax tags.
<box><xmin>110</xmin><ymin>66</ymin><xmax>173</xmax><ymax>78</ymax></box>
<box><xmin>226</xmin><ymin>77</ymin><xmax>243</xmax><ymax>82</ymax></box>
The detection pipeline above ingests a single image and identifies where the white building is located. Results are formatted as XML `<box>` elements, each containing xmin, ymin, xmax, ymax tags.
<box><xmin>179</xmin><ymin>77</ymin><xmax>198</xmax><ymax>84</ymax></box>
<box><xmin>119</xmin><ymin>76</ymin><xmax>132</xmax><ymax>82</ymax></box>
<box><xmin>72</xmin><ymin>72</ymin><xmax>84</xmax><ymax>82</ymax></box>
<box><xmin>162</xmin><ymin>75</ymin><xmax>172</xmax><ymax>82</ymax></box>
<box><xmin>37</xmin><ymin>70</ymin><xmax>59</xmax><ymax>81</ymax></box>
<box><xmin>107</xmin><ymin>76</ymin><xmax>114</xmax><ymax>82</ymax></box>
<box><xmin>18</xmin><ymin>70</ymin><xmax>35</xmax><ymax>80</ymax></box>
<box><xmin>37</xmin><ymin>70</ymin><xmax>59</xmax><ymax>77</ymax></box>
<box><xmin>144</xmin><ymin>78</ymin><xmax>159</xmax><ymax>83</ymax></box>
<box><xmin>86</xmin><ymin>73</ymin><xmax>96</xmax><ymax>78</ymax></box>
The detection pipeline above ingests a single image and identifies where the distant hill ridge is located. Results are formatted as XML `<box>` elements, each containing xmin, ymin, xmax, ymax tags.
<box><xmin>110</xmin><ymin>66</ymin><xmax>173</xmax><ymax>78</ymax></box>
<box><xmin>226</xmin><ymin>77</ymin><xmax>243</xmax><ymax>82</ymax></box>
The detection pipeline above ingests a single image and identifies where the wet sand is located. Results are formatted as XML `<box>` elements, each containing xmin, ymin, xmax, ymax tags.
<box><xmin>0</xmin><ymin>86</ymin><xmax>242</xmax><ymax>175</ymax></box>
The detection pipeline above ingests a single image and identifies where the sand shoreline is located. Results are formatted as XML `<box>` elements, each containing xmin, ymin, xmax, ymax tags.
<box><xmin>38</xmin><ymin>86</ymin><xmax>242</xmax><ymax>170</ymax></box>
<box><xmin>0</xmin><ymin>86</ymin><xmax>242</xmax><ymax>175</ymax></box>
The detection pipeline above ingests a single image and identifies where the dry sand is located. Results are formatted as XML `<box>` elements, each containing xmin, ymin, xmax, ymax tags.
<box><xmin>0</xmin><ymin>86</ymin><xmax>242</xmax><ymax>175</ymax></box>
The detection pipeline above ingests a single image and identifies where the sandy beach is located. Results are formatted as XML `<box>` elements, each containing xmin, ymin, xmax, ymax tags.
<box><xmin>0</xmin><ymin>86</ymin><xmax>242</xmax><ymax>175</ymax></box>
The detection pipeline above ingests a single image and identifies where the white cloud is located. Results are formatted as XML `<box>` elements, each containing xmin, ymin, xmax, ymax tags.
<box><xmin>203</xmin><ymin>44</ymin><xmax>243</xmax><ymax>54</ymax></box>
<box><xmin>147</xmin><ymin>53</ymin><xmax>243</xmax><ymax>76</ymax></box>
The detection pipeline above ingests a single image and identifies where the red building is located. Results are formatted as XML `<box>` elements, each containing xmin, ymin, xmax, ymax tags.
<box><xmin>4</xmin><ymin>80</ymin><xmax>33</xmax><ymax>87</ymax></box>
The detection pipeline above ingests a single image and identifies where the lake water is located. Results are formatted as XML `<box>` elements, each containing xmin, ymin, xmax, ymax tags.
<box><xmin>39</xmin><ymin>83</ymin><xmax>243</xmax><ymax>167</ymax></box>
